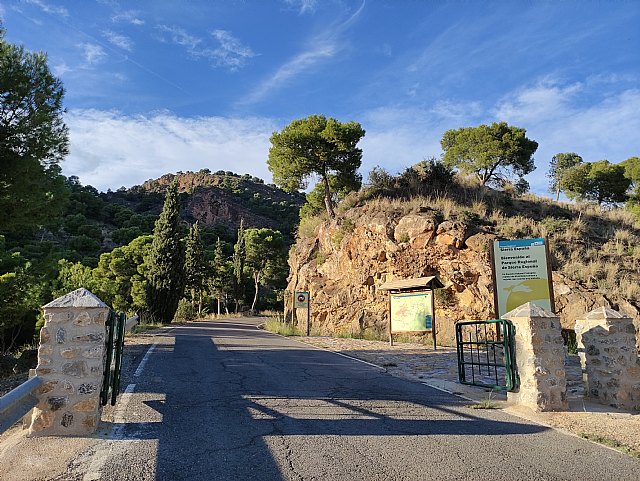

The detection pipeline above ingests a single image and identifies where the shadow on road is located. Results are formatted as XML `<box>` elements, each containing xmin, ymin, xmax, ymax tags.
<box><xmin>113</xmin><ymin>322</ymin><xmax>549</xmax><ymax>480</ymax></box>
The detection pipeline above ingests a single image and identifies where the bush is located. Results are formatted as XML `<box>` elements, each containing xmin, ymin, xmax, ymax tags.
<box><xmin>173</xmin><ymin>300</ymin><xmax>198</xmax><ymax>322</ymax></box>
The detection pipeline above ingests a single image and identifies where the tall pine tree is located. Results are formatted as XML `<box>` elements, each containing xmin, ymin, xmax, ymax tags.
<box><xmin>232</xmin><ymin>219</ymin><xmax>246</xmax><ymax>313</ymax></box>
<box><xmin>146</xmin><ymin>182</ymin><xmax>185</xmax><ymax>324</ymax></box>
<box><xmin>184</xmin><ymin>222</ymin><xmax>206</xmax><ymax>314</ymax></box>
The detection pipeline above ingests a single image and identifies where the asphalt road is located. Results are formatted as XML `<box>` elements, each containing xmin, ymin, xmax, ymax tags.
<box><xmin>60</xmin><ymin>318</ymin><xmax>640</xmax><ymax>480</ymax></box>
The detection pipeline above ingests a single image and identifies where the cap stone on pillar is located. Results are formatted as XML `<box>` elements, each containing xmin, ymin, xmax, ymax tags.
<box><xmin>43</xmin><ymin>288</ymin><xmax>109</xmax><ymax>309</ymax></box>
<box><xmin>503</xmin><ymin>302</ymin><xmax>556</xmax><ymax>319</ymax></box>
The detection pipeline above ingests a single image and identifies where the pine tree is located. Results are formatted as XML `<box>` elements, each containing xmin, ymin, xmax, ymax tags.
<box><xmin>184</xmin><ymin>222</ymin><xmax>206</xmax><ymax>314</ymax></box>
<box><xmin>232</xmin><ymin>219</ymin><xmax>246</xmax><ymax>313</ymax></box>
<box><xmin>145</xmin><ymin>182</ymin><xmax>185</xmax><ymax>324</ymax></box>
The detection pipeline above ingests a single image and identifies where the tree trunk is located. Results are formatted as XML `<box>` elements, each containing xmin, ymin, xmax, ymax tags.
<box><xmin>251</xmin><ymin>272</ymin><xmax>260</xmax><ymax>313</ymax></box>
<box><xmin>217</xmin><ymin>297</ymin><xmax>221</xmax><ymax>315</ymax></box>
<box><xmin>322</xmin><ymin>174</ymin><xmax>335</xmax><ymax>218</ymax></box>
<box><xmin>198</xmin><ymin>291</ymin><xmax>203</xmax><ymax>315</ymax></box>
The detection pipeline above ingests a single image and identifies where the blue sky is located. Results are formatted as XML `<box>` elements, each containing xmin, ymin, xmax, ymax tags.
<box><xmin>2</xmin><ymin>0</ymin><xmax>639</xmax><ymax>195</ymax></box>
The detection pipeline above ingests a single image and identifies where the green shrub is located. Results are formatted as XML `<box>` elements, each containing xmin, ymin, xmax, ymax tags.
<box><xmin>173</xmin><ymin>300</ymin><xmax>198</xmax><ymax>322</ymax></box>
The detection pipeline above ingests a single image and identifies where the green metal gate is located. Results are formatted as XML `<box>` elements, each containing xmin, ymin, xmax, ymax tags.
<box><xmin>101</xmin><ymin>311</ymin><xmax>126</xmax><ymax>406</ymax></box>
<box><xmin>455</xmin><ymin>319</ymin><xmax>518</xmax><ymax>391</ymax></box>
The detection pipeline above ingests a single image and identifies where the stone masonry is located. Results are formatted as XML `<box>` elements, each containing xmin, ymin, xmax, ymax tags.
<box><xmin>27</xmin><ymin>288</ymin><xmax>110</xmax><ymax>436</ymax></box>
<box><xmin>504</xmin><ymin>303</ymin><xmax>568</xmax><ymax>412</ymax></box>
<box><xmin>574</xmin><ymin>307</ymin><xmax>640</xmax><ymax>411</ymax></box>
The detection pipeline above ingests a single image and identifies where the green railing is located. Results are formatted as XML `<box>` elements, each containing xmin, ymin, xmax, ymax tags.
<box><xmin>455</xmin><ymin>319</ymin><xmax>518</xmax><ymax>391</ymax></box>
<box><xmin>100</xmin><ymin>311</ymin><xmax>126</xmax><ymax>406</ymax></box>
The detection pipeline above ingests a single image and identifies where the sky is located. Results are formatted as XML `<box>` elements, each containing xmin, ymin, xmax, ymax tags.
<box><xmin>1</xmin><ymin>0</ymin><xmax>639</xmax><ymax>195</ymax></box>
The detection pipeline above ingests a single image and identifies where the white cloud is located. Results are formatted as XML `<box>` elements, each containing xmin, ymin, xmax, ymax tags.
<box><xmin>111</xmin><ymin>9</ymin><xmax>145</xmax><ymax>26</ymax></box>
<box><xmin>240</xmin><ymin>43</ymin><xmax>337</xmax><ymax>105</ymax></box>
<box><xmin>63</xmin><ymin>110</ymin><xmax>278</xmax><ymax>191</ymax></box>
<box><xmin>103</xmin><ymin>30</ymin><xmax>134</xmax><ymax>51</ymax></box>
<box><xmin>209</xmin><ymin>29</ymin><xmax>256</xmax><ymax>70</ymax></box>
<box><xmin>79</xmin><ymin>43</ymin><xmax>107</xmax><ymax>65</ymax></box>
<box><xmin>156</xmin><ymin>25</ymin><xmax>255</xmax><ymax>71</ymax></box>
<box><xmin>156</xmin><ymin>24</ymin><xmax>202</xmax><ymax>52</ymax></box>
<box><xmin>25</xmin><ymin>0</ymin><xmax>68</xmax><ymax>17</ymax></box>
<box><xmin>52</xmin><ymin>62</ymin><xmax>71</xmax><ymax>77</ymax></box>
<box><xmin>283</xmin><ymin>0</ymin><xmax>318</xmax><ymax>14</ymax></box>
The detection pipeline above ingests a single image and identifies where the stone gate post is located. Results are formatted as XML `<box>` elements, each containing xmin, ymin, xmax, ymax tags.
<box><xmin>504</xmin><ymin>302</ymin><xmax>568</xmax><ymax>411</ymax></box>
<box><xmin>574</xmin><ymin>307</ymin><xmax>640</xmax><ymax>411</ymax></box>
<box><xmin>27</xmin><ymin>288</ymin><xmax>110</xmax><ymax>436</ymax></box>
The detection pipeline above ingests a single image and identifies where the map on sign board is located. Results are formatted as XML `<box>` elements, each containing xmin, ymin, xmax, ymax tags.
<box><xmin>390</xmin><ymin>292</ymin><xmax>433</xmax><ymax>332</ymax></box>
<box><xmin>492</xmin><ymin>238</ymin><xmax>553</xmax><ymax>317</ymax></box>
<box><xmin>294</xmin><ymin>291</ymin><xmax>309</xmax><ymax>309</ymax></box>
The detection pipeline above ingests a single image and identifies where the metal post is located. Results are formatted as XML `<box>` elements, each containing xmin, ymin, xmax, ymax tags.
<box><xmin>431</xmin><ymin>288</ymin><xmax>437</xmax><ymax>350</ymax></box>
<box><xmin>388</xmin><ymin>293</ymin><xmax>393</xmax><ymax>346</ymax></box>
<box><xmin>306</xmin><ymin>296</ymin><xmax>310</xmax><ymax>336</ymax></box>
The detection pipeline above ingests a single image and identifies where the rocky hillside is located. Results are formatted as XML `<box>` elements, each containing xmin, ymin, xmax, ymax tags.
<box><xmin>141</xmin><ymin>171</ymin><xmax>304</xmax><ymax>237</ymax></box>
<box><xmin>285</xmin><ymin>188</ymin><xmax>640</xmax><ymax>347</ymax></box>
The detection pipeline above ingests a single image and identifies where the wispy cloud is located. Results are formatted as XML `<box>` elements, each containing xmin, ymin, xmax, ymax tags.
<box><xmin>24</xmin><ymin>0</ymin><xmax>68</xmax><ymax>17</ymax></box>
<box><xmin>78</xmin><ymin>43</ymin><xmax>107</xmax><ymax>66</ymax></box>
<box><xmin>102</xmin><ymin>30</ymin><xmax>134</xmax><ymax>51</ymax></box>
<box><xmin>111</xmin><ymin>9</ymin><xmax>145</xmax><ymax>26</ymax></box>
<box><xmin>156</xmin><ymin>25</ymin><xmax>255</xmax><ymax>71</ymax></box>
<box><xmin>283</xmin><ymin>0</ymin><xmax>318</xmax><ymax>15</ymax></box>
<box><xmin>493</xmin><ymin>77</ymin><xmax>582</xmax><ymax>125</ymax></box>
<box><xmin>210</xmin><ymin>29</ymin><xmax>256</xmax><ymax>70</ymax></box>
<box><xmin>241</xmin><ymin>1</ymin><xmax>366</xmax><ymax>105</ymax></box>
<box><xmin>52</xmin><ymin>62</ymin><xmax>71</xmax><ymax>77</ymax></box>
<box><xmin>63</xmin><ymin>110</ymin><xmax>277</xmax><ymax>191</ymax></box>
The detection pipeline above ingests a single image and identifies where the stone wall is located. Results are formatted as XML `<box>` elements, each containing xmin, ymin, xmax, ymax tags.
<box><xmin>504</xmin><ymin>303</ymin><xmax>568</xmax><ymax>412</ymax></box>
<box><xmin>574</xmin><ymin>307</ymin><xmax>640</xmax><ymax>411</ymax></box>
<box><xmin>28</xmin><ymin>288</ymin><xmax>109</xmax><ymax>436</ymax></box>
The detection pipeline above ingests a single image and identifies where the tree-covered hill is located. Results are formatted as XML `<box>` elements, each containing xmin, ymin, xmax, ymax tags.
<box><xmin>42</xmin><ymin>171</ymin><xmax>304</xmax><ymax>267</ymax></box>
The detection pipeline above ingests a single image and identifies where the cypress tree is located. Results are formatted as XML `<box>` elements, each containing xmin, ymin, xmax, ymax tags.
<box><xmin>184</xmin><ymin>222</ymin><xmax>206</xmax><ymax>313</ymax></box>
<box><xmin>232</xmin><ymin>219</ymin><xmax>246</xmax><ymax>313</ymax></box>
<box><xmin>146</xmin><ymin>182</ymin><xmax>185</xmax><ymax>324</ymax></box>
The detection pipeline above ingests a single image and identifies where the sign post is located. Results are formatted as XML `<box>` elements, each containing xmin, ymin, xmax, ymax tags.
<box><xmin>295</xmin><ymin>291</ymin><xmax>310</xmax><ymax>336</ymax></box>
<box><xmin>491</xmin><ymin>237</ymin><xmax>555</xmax><ymax>318</ymax></box>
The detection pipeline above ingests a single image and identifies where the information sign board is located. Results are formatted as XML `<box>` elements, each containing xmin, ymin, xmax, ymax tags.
<box><xmin>492</xmin><ymin>238</ymin><xmax>554</xmax><ymax>317</ymax></box>
<box><xmin>390</xmin><ymin>292</ymin><xmax>433</xmax><ymax>333</ymax></box>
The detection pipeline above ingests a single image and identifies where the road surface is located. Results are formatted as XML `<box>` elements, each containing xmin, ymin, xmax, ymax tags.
<box><xmin>8</xmin><ymin>318</ymin><xmax>640</xmax><ymax>480</ymax></box>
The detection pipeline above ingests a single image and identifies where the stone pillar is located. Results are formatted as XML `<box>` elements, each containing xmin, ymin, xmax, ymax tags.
<box><xmin>504</xmin><ymin>302</ymin><xmax>568</xmax><ymax>412</ymax></box>
<box><xmin>574</xmin><ymin>307</ymin><xmax>640</xmax><ymax>411</ymax></box>
<box><xmin>28</xmin><ymin>288</ymin><xmax>109</xmax><ymax>436</ymax></box>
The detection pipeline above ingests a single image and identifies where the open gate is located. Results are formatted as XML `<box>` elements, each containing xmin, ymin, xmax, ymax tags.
<box><xmin>101</xmin><ymin>311</ymin><xmax>126</xmax><ymax>406</ymax></box>
<box><xmin>455</xmin><ymin>319</ymin><xmax>518</xmax><ymax>391</ymax></box>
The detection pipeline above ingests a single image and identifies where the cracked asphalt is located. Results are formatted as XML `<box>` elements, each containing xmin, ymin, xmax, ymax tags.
<box><xmin>3</xmin><ymin>317</ymin><xmax>640</xmax><ymax>480</ymax></box>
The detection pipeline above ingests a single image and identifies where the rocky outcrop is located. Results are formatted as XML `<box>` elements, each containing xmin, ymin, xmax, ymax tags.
<box><xmin>286</xmin><ymin>205</ymin><xmax>640</xmax><ymax>347</ymax></box>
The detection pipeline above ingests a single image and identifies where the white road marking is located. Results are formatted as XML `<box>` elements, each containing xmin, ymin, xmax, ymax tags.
<box><xmin>83</xmin><ymin>340</ymin><xmax>159</xmax><ymax>480</ymax></box>
<box><xmin>82</xmin><ymin>384</ymin><xmax>136</xmax><ymax>481</ymax></box>
<box><xmin>134</xmin><ymin>342</ymin><xmax>157</xmax><ymax>377</ymax></box>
